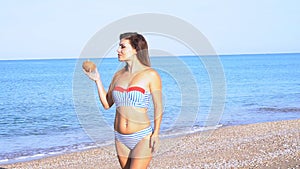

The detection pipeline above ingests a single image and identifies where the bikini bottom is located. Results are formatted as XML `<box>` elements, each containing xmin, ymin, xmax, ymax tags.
<box><xmin>115</xmin><ymin>126</ymin><xmax>153</xmax><ymax>150</ymax></box>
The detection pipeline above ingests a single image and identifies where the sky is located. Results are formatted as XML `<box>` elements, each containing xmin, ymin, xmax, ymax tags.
<box><xmin>0</xmin><ymin>0</ymin><xmax>300</xmax><ymax>60</ymax></box>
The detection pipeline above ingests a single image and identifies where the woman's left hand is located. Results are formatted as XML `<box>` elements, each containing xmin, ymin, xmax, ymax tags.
<box><xmin>150</xmin><ymin>133</ymin><xmax>160</xmax><ymax>153</ymax></box>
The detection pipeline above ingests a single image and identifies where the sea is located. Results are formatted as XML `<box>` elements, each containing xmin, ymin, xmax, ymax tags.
<box><xmin>0</xmin><ymin>53</ymin><xmax>300</xmax><ymax>164</ymax></box>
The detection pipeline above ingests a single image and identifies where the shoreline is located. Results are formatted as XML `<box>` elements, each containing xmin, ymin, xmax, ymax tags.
<box><xmin>1</xmin><ymin>119</ymin><xmax>299</xmax><ymax>169</ymax></box>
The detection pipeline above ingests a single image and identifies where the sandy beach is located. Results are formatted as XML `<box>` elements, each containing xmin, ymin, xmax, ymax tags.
<box><xmin>1</xmin><ymin>119</ymin><xmax>299</xmax><ymax>169</ymax></box>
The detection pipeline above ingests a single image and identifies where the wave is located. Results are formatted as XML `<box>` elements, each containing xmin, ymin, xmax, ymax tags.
<box><xmin>0</xmin><ymin>141</ymin><xmax>113</xmax><ymax>165</ymax></box>
<box><xmin>258</xmin><ymin>107</ymin><xmax>300</xmax><ymax>113</ymax></box>
<box><xmin>160</xmin><ymin>124</ymin><xmax>223</xmax><ymax>139</ymax></box>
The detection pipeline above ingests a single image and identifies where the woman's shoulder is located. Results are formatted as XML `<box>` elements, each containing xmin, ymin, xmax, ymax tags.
<box><xmin>144</xmin><ymin>68</ymin><xmax>162</xmax><ymax>90</ymax></box>
<box><xmin>111</xmin><ymin>68</ymin><xmax>126</xmax><ymax>83</ymax></box>
<box><xmin>113</xmin><ymin>68</ymin><xmax>126</xmax><ymax>76</ymax></box>
<box><xmin>144</xmin><ymin>67</ymin><xmax>161</xmax><ymax>79</ymax></box>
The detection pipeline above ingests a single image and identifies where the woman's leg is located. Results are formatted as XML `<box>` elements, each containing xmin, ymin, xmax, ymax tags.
<box><xmin>129</xmin><ymin>134</ymin><xmax>152</xmax><ymax>169</ymax></box>
<box><xmin>115</xmin><ymin>140</ymin><xmax>131</xmax><ymax>169</ymax></box>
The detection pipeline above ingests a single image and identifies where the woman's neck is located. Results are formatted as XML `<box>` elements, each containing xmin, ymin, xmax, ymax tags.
<box><xmin>125</xmin><ymin>59</ymin><xmax>146</xmax><ymax>74</ymax></box>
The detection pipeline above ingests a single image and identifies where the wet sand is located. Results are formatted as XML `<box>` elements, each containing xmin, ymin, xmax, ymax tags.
<box><xmin>2</xmin><ymin>119</ymin><xmax>299</xmax><ymax>169</ymax></box>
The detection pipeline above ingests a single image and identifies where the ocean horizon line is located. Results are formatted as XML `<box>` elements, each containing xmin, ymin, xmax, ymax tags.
<box><xmin>1</xmin><ymin>52</ymin><xmax>299</xmax><ymax>61</ymax></box>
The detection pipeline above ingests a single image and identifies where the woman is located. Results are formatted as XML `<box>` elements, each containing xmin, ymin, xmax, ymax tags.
<box><xmin>84</xmin><ymin>32</ymin><xmax>163</xmax><ymax>169</ymax></box>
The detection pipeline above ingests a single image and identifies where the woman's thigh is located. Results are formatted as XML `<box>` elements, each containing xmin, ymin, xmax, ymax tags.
<box><xmin>130</xmin><ymin>134</ymin><xmax>152</xmax><ymax>168</ymax></box>
<box><xmin>115</xmin><ymin>140</ymin><xmax>131</xmax><ymax>168</ymax></box>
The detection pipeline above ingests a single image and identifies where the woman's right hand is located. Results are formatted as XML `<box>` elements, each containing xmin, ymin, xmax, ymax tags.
<box><xmin>83</xmin><ymin>68</ymin><xmax>100</xmax><ymax>82</ymax></box>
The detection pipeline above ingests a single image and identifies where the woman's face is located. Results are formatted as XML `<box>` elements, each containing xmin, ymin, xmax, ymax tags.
<box><xmin>117</xmin><ymin>39</ymin><xmax>137</xmax><ymax>62</ymax></box>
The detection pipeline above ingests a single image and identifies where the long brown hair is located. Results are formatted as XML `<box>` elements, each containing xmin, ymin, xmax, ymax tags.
<box><xmin>119</xmin><ymin>32</ymin><xmax>151</xmax><ymax>67</ymax></box>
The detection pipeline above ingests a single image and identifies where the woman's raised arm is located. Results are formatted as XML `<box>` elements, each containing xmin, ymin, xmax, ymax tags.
<box><xmin>83</xmin><ymin>69</ymin><xmax>114</xmax><ymax>110</ymax></box>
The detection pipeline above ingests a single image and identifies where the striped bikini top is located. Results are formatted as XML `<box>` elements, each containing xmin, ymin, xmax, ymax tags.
<box><xmin>112</xmin><ymin>86</ymin><xmax>151</xmax><ymax>108</ymax></box>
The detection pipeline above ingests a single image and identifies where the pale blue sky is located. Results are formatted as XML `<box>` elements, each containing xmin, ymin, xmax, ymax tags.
<box><xmin>1</xmin><ymin>0</ymin><xmax>299</xmax><ymax>60</ymax></box>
